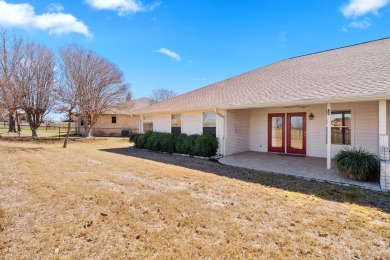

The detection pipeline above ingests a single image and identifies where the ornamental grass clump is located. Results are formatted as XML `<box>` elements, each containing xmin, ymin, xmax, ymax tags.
<box><xmin>334</xmin><ymin>147</ymin><xmax>380</xmax><ymax>181</ymax></box>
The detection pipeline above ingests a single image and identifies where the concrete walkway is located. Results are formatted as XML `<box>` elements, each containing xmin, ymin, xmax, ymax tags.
<box><xmin>219</xmin><ymin>152</ymin><xmax>381</xmax><ymax>191</ymax></box>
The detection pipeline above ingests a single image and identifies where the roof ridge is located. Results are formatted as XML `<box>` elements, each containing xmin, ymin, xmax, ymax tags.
<box><xmin>288</xmin><ymin>36</ymin><xmax>390</xmax><ymax>60</ymax></box>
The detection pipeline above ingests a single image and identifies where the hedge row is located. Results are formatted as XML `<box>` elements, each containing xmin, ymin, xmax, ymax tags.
<box><xmin>130</xmin><ymin>131</ymin><xmax>218</xmax><ymax>157</ymax></box>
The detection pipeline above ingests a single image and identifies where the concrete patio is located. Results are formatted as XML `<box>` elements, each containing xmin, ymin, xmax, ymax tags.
<box><xmin>219</xmin><ymin>152</ymin><xmax>381</xmax><ymax>191</ymax></box>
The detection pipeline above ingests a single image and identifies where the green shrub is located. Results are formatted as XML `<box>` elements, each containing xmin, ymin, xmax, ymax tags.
<box><xmin>129</xmin><ymin>133</ymin><xmax>139</xmax><ymax>143</ymax></box>
<box><xmin>334</xmin><ymin>147</ymin><xmax>380</xmax><ymax>181</ymax></box>
<box><xmin>131</xmin><ymin>132</ymin><xmax>219</xmax><ymax>157</ymax></box>
<box><xmin>175</xmin><ymin>133</ymin><xmax>191</xmax><ymax>154</ymax></box>
<box><xmin>134</xmin><ymin>131</ymin><xmax>152</xmax><ymax>149</ymax></box>
<box><xmin>192</xmin><ymin>133</ymin><xmax>219</xmax><ymax>157</ymax></box>
<box><xmin>160</xmin><ymin>133</ymin><xmax>178</xmax><ymax>154</ymax></box>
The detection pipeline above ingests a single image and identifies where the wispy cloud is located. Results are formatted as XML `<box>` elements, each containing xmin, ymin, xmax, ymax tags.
<box><xmin>348</xmin><ymin>18</ymin><xmax>372</xmax><ymax>28</ymax></box>
<box><xmin>85</xmin><ymin>0</ymin><xmax>160</xmax><ymax>16</ymax></box>
<box><xmin>155</xmin><ymin>48</ymin><xmax>181</xmax><ymax>61</ymax></box>
<box><xmin>0</xmin><ymin>1</ymin><xmax>91</xmax><ymax>37</ymax></box>
<box><xmin>342</xmin><ymin>17</ymin><xmax>372</xmax><ymax>32</ymax></box>
<box><xmin>47</xmin><ymin>3</ymin><xmax>64</xmax><ymax>13</ymax></box>
<box><xmin>278</xmin><ymin>31</ymin><xmax>287</xmax><ymax>47</ymax></box>
<box><xmin>341</xmin><ymin>0</ymin><xmax>389</xmax><ymax>18</ymax></box>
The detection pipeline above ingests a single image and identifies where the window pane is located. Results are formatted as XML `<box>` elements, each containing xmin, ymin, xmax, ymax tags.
<box><xmin>171</xmin><ymin>126</ymin><xmax>181</xmax><ymax>134</ymax></box>
<box><xmin>290</xmin><ymin>116</ymin><xmax>303</xmax><ymax>150</ymax></box>
<box><xmin>203</xmin><ymin>112</ymin><xmax>216</xmax><ymax>127</ymax></box>
<box><xmin>330</xmin><ymin>111</ymin><xmax>351</xmax><ymax>145</ymax></box>
<box><xmin>171</xmin><ymin>114</ymin><xmax>181</xmax><ymax>127</ymax></box>
<box><xmin>203</xmin><ymin>127</ymin><xmax>216</xmax><ymax>136</ymax></box>
<box><xmin>344</xmin><ymin>112</ymin><xmax>351</xmax><ymax>126</ymax></box>
<box><xmin>331</xmin><ymin>112</ymin><xmax>343</xmax><ymax>127</ymax></box>
<box><xmin>143</xmin><ymin>116</ymin><xmax>153</xmax><ymax>132</ymax></box>
<box><xmin>271</xmin><ymin>116</ymin><xmax>283</xmax><ymax>148</ymax></box>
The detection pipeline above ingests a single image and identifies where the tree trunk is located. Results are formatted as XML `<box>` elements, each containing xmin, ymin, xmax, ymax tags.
<box><xmin>15</xmin><ymin>113</ymin><xmax>21</xmax><ymax>132</ymax></box>
<box><xmin>84</xmin><ymin>125</ymin><xmax>93</xmax><ymax>138</ymax></box>
<box><xmin>63</xmin><ymin>112</ymin><xmax>72</xmax><ymax>148</ymax></box>
<box><xmin>8</xmin><ymin>113</ymin><xmax>16</xmax><ymax>132</ymax></box>
<box><xmin>31</xmin><ymin>127</ymin><xmax>37</xmax><ymax>138</ymax></box>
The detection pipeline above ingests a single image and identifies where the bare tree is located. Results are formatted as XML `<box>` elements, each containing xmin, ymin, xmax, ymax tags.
<box><xmin>55</xmin><ymin>52</ymin><xmax>80</xmax><ymax>148</ymax></box>
<box><xmin>149</xmin><ymin>88</ymin><xmax>177</xmax><ymax>102</ymax></box>
<box><xmin>58</xmin><ymin>44</ymin><xmax>128</xmax><ymax>138</ymax></box>
<box><xmin>0</xmin><ymin>29</ymin><xmax>24</xmax><ymax>132</ymax></box>
<box><xmin>18</xmin><ymin>42</ymin><xmax>55</xmax><ymax>138</ymax></box>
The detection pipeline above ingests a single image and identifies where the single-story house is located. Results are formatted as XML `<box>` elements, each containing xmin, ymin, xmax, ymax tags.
<box><xmin>77</xmin><ymin>97</ymin><xmax>156</xmax><ymax>137</ymax></box>
<box><xmin>133</xmin><ymin>38</ymin><xmax>390</xmax><ymax>190</ymax></box>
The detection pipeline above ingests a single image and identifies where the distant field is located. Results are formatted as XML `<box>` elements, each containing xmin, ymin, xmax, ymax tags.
<box><xmin>0</xmin><ymin>139</ymin><xmax>389</xmax><ymax>259</ymax></box>
<box><xmin>0</xmin><ymin>123</ymin><xmax>77</xmax><ymax>138</ymax></box>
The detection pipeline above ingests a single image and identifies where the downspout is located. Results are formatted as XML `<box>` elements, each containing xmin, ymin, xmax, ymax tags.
<box><xmin>215</xmin><ymin>108</ymin><xmax>226</xmax><ymax>156</ymax></box>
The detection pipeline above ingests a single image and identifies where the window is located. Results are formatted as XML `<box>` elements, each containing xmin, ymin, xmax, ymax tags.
<box><xmin>203</xmin><ymin>112</ymin><xmax>216</xmax><ymax>136</ymax></box>
<box><xmin>80</xmin><ymin>120</ymin><xmax>84</xmax><ymax>126</ymax></box>
<box><xmin>143</xmin><ymin>116</ymin><xmax>153</xmax><ymax>132</ymax></box>
<box><xmin>171</xmin><ymin>114</ymin><xmax>181</xmax><ymax>133</ymax></box>
<box><xmin>112</xmin><ymin>116</ymin><xmax>117</xmax><ymax>124</ymax></box>
<box><xmin>331</xmin><ymin>111</ymin><xmax>351</xmax><ymax>145</ymax></box>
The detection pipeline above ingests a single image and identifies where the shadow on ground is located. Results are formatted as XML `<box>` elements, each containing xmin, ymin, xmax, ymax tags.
<box><xmin>100</xmin><ymin>147</ymin><xmax>390</xmax><ymax>213</ymax></box>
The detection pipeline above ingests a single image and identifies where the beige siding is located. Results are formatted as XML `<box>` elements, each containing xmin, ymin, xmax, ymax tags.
<box><xmin>249</xmin><ymin>109</ymin><xmax>267</xmax><ymax>152</ymax></box>
<box><xmin>153</xmin><ymin>115</ymin><xmax>171</xmax><ymax>133</ymax></box>
<box><xmin>248</xmin><ymin>101</ymin><xmax>379</xmax><ymax>158</ymax></box>
<box><xmin>351</xmin><ymin>101</ymin><xmax>378</xmax><ymax>154</ymax></box>
<box><xmin>182</xmin><ymin>113</ymin><xmax>203</xmax><ymax>135</ymax></box>
<box><xmin>78</xmin><ymin>114</ymin><xmax>139</xmax><ymax>136</ymax></box>
<box><xmin>225</xmin><ymin>109</ymin><xmax>250</xmax><ymax>156</ymax></box>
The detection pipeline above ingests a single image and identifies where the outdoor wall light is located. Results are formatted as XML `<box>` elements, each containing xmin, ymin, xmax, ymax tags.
<box><xmin>309</xmin><ymin>113</ymin><xmax>314</xmax><ymax>120</ymax></box>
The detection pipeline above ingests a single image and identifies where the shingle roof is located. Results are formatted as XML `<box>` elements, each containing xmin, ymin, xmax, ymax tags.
<box><xmin>105</xmin><ymin>98</ymin><xmax>156</xmax><ymax>115</ymax></box>
<box><xmin>135</xmin><ymin>38</ymin><xmax>390</xmax><ymax>114</ymax></box>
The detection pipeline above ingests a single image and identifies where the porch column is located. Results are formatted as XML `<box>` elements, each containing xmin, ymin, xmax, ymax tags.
<box><xmin>379</xmin><ymin>100</ymin><xmax>389</xmax><ymax>191</ymax></box>
<box><xmin>327</xmin><ymin>103</ymin><xmax>331</xmax><ymax>169</ymax></box>
<box><xmin>379</xmin><ymin>100</ymin><xmax>388</xmax><ymax>149</ymax></box>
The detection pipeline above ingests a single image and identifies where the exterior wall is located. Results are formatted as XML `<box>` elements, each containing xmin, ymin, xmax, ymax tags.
<box><xmin>153</xmin><ymin>115</ymin><xmax>171</xmax><ymax>133</ymax></box>
<box><xmin>141</xmin><ymin>110</ymin><xmax>226</xmax><ymax>155</ymax></box>
<box><xmin>78</xmin><ymin>114</ymin><xmax>139</xmax><ymax>136</ymax></box>
<box><xmin>247</xmin><ymin>101</ymin><xmax>379</xmax><ymax>158</ymax></box>
<box><xmin>225</xmin><ymin>109</ymin><xmax>250</xmax><ymax>156</ymax></box>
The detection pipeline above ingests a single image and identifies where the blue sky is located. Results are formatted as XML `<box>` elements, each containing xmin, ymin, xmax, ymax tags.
<box><xmin>1</xmin><ymin>0</ymin><xmax>390</xmax><ymax>100</ymax></box>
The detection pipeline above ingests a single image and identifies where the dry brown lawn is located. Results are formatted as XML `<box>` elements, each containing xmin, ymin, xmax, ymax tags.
<box><xmin>0</xmin><ymin>138</ymin><xmax>389</xmax><ymax>259</ymax></box>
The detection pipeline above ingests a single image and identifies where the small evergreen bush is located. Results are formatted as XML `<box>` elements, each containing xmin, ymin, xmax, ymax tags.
<box><xmin>192</xmin><ymin>133</ymin><xmax>219</xmax><ymax>157</ymax></box>
<box><xmin>334</xmin><ymin>147</ymin><xmax>380</xmax><ymax>181</ymax></box>
<box><xmin>130</xmin><ymin>131</ymin><xmax>219</xmax><ymax>157</ymax></box>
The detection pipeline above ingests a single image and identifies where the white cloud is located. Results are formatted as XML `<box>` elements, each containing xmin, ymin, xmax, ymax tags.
<box><xmin>342</xmin><ymin>0</ymin><xmax>389</xmax><ymax>18</ymax></box>
<box><xmin>348</xmin><ymin>18</ymin><xmax>372</xmax><ymax>28</ymax></box>
<box><xmin>85</xmin><ymin>0</ymin><xmax>160</xmax><ymax>16</ymax></box>
<box><xmin>155</xmin><ymin>48</ymin><xmax>181</xmax><ymax>61</ymax></box>
<box><xmin>47</xmin><ymin>3</ymin><xmax>64</xmax><ymax>13</ymax></box>
<box><xmin>0</xmin><ymin>1</ymin><xmax>91</xmax><ymax>37</ymax></box>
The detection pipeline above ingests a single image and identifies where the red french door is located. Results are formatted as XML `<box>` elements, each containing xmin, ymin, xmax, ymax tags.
<box><xmin>268</xmin><ymin>114</ymin><xmax>285</xmax><ymax>153</ymax></box>
<box><xmin>268</xmin><ymin>112</ymin><xmax>306</xmax><ymax>155</ymax></box>
<box><xmin>287</xmin><ymin>113</ymin><xmax>306</xmax><ymax>155</ymax></box>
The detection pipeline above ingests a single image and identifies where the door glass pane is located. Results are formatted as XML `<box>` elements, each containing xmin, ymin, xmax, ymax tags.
<box><xmin>290</xmin><ymin>116</ymin><xmax>303</xmax><ymax>150</ymax></box>
<box><xmin>271</xmin><ymin>117</ymin><xmax>283</xmax><ymax>148</ymax></box>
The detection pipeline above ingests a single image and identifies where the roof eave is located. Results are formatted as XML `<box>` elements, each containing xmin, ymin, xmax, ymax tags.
<box><xmin>133</xmin><ymin>93</ymin><xmax>390</xmax><ymax>115</ymax></box>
